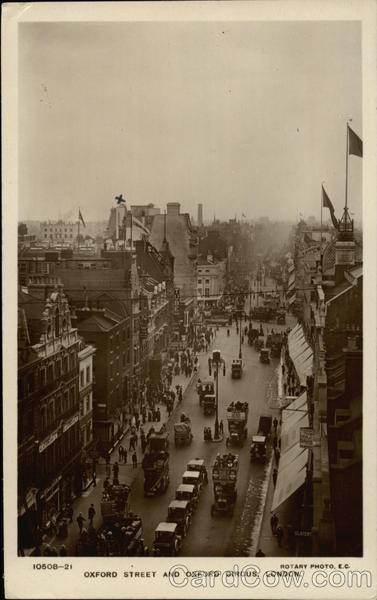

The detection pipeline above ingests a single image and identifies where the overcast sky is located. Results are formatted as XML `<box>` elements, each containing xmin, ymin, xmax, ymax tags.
<box><xmin>19</xmin><ymin>20</ymin><xmax>362</xmax><ymax>224</ymax></box>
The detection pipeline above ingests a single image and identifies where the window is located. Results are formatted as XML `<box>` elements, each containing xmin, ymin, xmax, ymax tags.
<box><xmin>86</xmin><ymin>395</ymin><xmax>91</xmax><ymax>412</ymax></box>
<box><xmin>205</xmin><ymin>279</ymin><xmax>210</xmax><ymax>284</ymax></box>
<box><xmin>198</xmin><ymin>279</ymin><xmax>202</xmax><ymax>284</ymax></box>
<box><xmin>56</xmin><ymin>360</ymin><xmax>61</xmax><ymax>379</ymax></box>
<box><xmin>70</xmin><ymin>387</ymin><xmax>75</xmax><ymax>407</ymax></box>
<box><xmin>63</xmin><ymin>356</ymin><xmax>69</xmax><ymax>373</ymax></box>
<box><xmin>63</xmin><ymin>391</ymin><xmax>69</xmax><ymax>413</ymax></box>
<box><xmin>86</xmin><ymin>422</ymin><xmax>91</xmax><ymax>440</ymax></box>
<box><xmin>122</xmin><ymin>352</ymin><xmax>126</xmax><ymax>367</ymax></box>
<box><xmin>80</xmin><ymin>370</ymin><xmax>84</xmax><ymax>387</ymax></box>
<box><xmin>205</xmin><ymin>289</ymin><xmax>210</xmax><ymax>297</ymax></box>
<box><xmin>86</xmin><ymin>365</ymin><xmax>91</xmax><ymax>384</ymax></box>
<box><xmin>47</xmin><ymin>402</ymin><xmax>54</xmax><ymax>426</ymax></box>
<box><xmin>39</xmin><ymin>368</ymin><xmax>46</xmax><ymax>387</ymax></box>
<box><xmin>27</xmin><ymin>374</ymin><xmax>35</xmax><ymax>394</ymax></box>
<box><xmin>47</xmin><ymin>364</ymin><xmax>54</xmax><ymax>383</ymax></box>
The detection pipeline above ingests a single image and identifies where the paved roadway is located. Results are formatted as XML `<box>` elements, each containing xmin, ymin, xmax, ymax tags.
<box><xmin>129</xmin><ymin>322</ymin><xmax>282</xmax><ymax>556</ymax></box>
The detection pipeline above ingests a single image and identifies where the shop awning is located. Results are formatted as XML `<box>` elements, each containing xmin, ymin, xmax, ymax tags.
<box><xmin>280</xmin><ymin>412</ymin><xmax>309</xmax><ymax>453</ymax></box>
<box><xmin>287</xmin><ymin>324</ymin><xmax>313</xmax><ymax>384</ymax></box>
<box><xmin>288</xmin><ymin>293</ymin><xmax>296</xmax><ymax>305</ymax></box>
<box><xmin>282</xmin><ymin>391</ymin><xmax>307</xmax><ymax>420</ymax></box>
<box><xmin>288</xmin><ymin>263</ymin><xmax>295</xmax><ymax>273</ymax></box>
<box><xmin>271</xmin><ymin>464</ymin><xmax>307</xmax><ymax>513</ymax></box>
<box><xmin>288</xmin><ymin>272</ymin><xmax>295</xmax><ymax>288</ymax></box>
<box><xmin>279</xmin><ymin>442</ymin><xmax>308</xmax><ymax>473</ymax></box>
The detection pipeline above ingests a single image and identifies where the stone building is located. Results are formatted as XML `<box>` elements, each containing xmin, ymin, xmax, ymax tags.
<box><xmin>18</xmin><ymin>286</ymin><xmax>81</xmax><ymax>548</ymax></box>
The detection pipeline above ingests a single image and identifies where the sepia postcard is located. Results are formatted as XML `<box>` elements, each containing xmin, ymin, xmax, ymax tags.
<box><xmin>2</xmin><ymin>1</ymin><xmax>377</xmax><ymax>598</ymax></box>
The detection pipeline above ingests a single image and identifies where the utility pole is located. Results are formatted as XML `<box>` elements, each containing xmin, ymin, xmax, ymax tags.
<box><xmin>210</xmin><ymin>349</ymin><xmax>225</xmax><ymax>441</ymax></box>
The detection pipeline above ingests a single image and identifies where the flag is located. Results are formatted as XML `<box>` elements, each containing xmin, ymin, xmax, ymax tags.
<box><xmin>348</xmin><ymin>125</ymin><xmax>363</xmax><ymax>157</ymax></box>
<box><xmin>322</xmin><ymin>186</ymin><xmax>338</xmax><ymax>230</ymax></box>
<box><xmin>78</xmin><ymin>209</ymin><xmax>86</xmax><ymax>228</ymax></box>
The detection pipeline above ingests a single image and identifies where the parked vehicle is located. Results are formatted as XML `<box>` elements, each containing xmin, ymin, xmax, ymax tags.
<box><xmin>142</xmin><ymin>432</ymin><xmax>169</xmax><ymax>495</ymax></box>
<box><xmin>226</xmin><ymin>401</ymin><xmax>248</xmax><ymax>447</ymax></box>
<box><xmin>166</xmin><ymin>500</ymin><xmax>191</xmax><ymax>537</ymax></box>
<box><xmin>258</xmin><ymin>415</ymin><xmax>272</xmax><ymax>438</ymax></box>
<box><xmin>259</xmin><ymin>348</ymin><xmax>270</xmax><ymax>364</ymax></box>
<box><xmin>211</xmin><ymin>453</ymin><xmax>239</xmax><ymax>516</ymax></box>
<box><xmin>250</xmin><ymin>435</ymin><xmax>267</xmax><ymax>462</ymax></box>
<box><xmin>187</xmin><ymin>458</ymin><xmax>208</xmax><ymax>485</ymax></box>
<box><xmin>182</xmin><ymin>470</ymin><xmax>202</xmax><ymax>495</ymax></box>
<box><xmin>152</xmin><ymin>522</ymin><xmax>182</xmax><ymax>556</ymax></box>
<box><xmin>254</xmin><ymin>336</ymin><xmax>264</xmax><ymax>352</ymax></box>
<box><xmin>175</xmin><ymin>484</ymin><xmax>198</xmax><ymax>513</ymax></box>
<box><xmin>231</xmin><ymin>359</ymin><xmax>243</xmax><ymax>379</ymax></box>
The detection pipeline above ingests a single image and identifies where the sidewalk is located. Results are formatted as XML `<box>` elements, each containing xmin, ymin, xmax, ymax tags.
<box><xmin>256</xmin><ymin>455</ymin><xmax>291</xmax><ymax>558</ymax></box>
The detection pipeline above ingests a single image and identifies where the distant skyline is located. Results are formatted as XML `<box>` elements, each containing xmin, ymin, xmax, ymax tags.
<box><xmin>19</xmin><ymin>21</ymin><xmax>362</xmax><ymax>225</ymax></box>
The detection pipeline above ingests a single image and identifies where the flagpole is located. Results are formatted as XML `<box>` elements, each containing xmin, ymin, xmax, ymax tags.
<box><xmin>320</xmin><ymin>184</ymin><xmax>323</xmax><ymax>266</ymax></box>
<box><xmin>345</xmin><ymin>122</ymin><xmax>349</xmax><ymax>210</ymax></box>
<box><xmin>77</xmin><ymin>208</ymin><xmax>80</xmax><ymax>254</ymax></box>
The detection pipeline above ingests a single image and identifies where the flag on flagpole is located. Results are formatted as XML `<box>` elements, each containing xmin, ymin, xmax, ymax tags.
<box><xmin>78</xmin><ymin>209</ymin><xmax>86</xmax><ymax>228</ymax></box>
<box><xmin>348</xmin><ymin>125</ymin><xmax>363</xmax><ymax>157</ymax></box>
<box><xmin>322</xmin><ymin>186</ymin><xmax>338</xmax><ymax>230</ymax></box>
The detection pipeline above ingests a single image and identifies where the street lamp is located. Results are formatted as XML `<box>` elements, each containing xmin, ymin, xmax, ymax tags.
<box><xmin>209</xmin><ymin>349</ymin><xmax>226</xmax><ymax>441</ymax></box>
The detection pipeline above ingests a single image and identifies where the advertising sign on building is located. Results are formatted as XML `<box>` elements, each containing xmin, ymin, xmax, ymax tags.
<box><xmin>300</xmin><ymin>427</ymin><xmax>320</xmax><ymax>448</ymax></box>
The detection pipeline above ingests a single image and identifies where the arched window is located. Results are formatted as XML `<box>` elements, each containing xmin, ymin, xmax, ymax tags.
<box><xmin>54</xmin><ymin>307</ymin><xmax>60</xmax><ymax>337</ymax></box>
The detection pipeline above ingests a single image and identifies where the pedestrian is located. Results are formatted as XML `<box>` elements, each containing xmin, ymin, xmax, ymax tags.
<box><xmin>132</xmin><ymin>452</ymin><xmax>137</xmax><ymax>468</ymax></box>
<box><xmin>256</xmin><ymin>549</ymin><xmax>265</xmax><ymax>557</ymax></box>
<box><xmin>272</xmin><ymin>468</ymin><xmax>278</xmax><ymax>487</ymax></box>
<box><xmin>273</xmin><ymin>435</ymin><xmax>277</xmax><ymax>450</ymax></box>
<box><xmin>92</xmin><ymin>471</ymin><xmax>97</xmax><ymax>487</ymax></box>
<box><xmin>276</xmin><ymin>525</ymin><xmax>284</xmax><ymax>547</ymax></box>
<box><xmin>156</xmin><ymin>408</ymin><xmax>161</xmax><ymax>422</ymax></box>
<box><xmin>88</xmin><ymin>503</ymin><xmax>96</xmax><ymax>525</ymax></box>
<box><xmin>129</xmin><ymin>435</ymin><xmax>136</xmax><ymax>451</ymax></box>
<box><xmin>273</xmin><ymin>417</ymin><xmax>278</xmax><ymax>432</ymax></box>
<box><xmin>67</xmin><ymin>503</ymin><xmax>73</xmax><ymax>523</ymax></box>
<box><xmin>274</xmin><ymin>448</ymin><xmax>280</xmax><ymax>464</ymax></box>
<box><xmin>118</xmin><ymin>445</ymin><xmax>123</xmax><ymax>462</ymax></box>
<box><xmin>219</xmin><ymin>420</ymin><xmax>224</xmax><ymax>436</ymax></box>
<box><xmin>270</xmin><ymin>513</ymin><xmax>279</xmax><ymax>535</ymax></box>
<box><xmin>77</xmin><ymin>512</ymin><xmax>86</xmax><ymax>533</ymax></box>
<box><xmin>103</xmin><ymin>476</ymin><xmax>110</xmax><ymax>490</ymax></box>
<box><xmin>113</xmin><ymin>461</ymin><xmax>119</xmax><ymax>479</ymax></box>
<box><xmin>123</xmin><ymin>448</ymin><xmax>128</xmax><ymax>464</ymax></box>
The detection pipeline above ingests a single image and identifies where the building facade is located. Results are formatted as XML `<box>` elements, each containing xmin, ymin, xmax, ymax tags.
<box><xmin>18</xmin><ymin>286</ymin><xmax>82</xmax><ymax>548</ymax></box>
<box><xmin>39</xmin><ymin>220</ymin><xmax>77</xmax><ymax>246</ymax></box>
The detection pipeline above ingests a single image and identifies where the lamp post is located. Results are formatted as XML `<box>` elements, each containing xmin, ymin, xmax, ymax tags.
<box><xmin>210</xmin><ymin>349</ymin><xmax>226</xmax><ymax>441</ymax></box>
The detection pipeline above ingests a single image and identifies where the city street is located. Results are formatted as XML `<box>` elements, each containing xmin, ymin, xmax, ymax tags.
<box><xmin>129</xmin><ymin>323</ymin><xmax>281</xmax><ymax>556</ymax></box>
